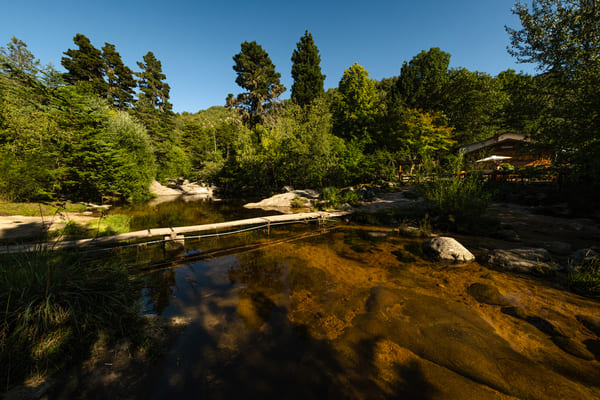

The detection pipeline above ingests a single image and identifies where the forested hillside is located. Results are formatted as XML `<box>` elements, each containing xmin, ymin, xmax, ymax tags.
<box><xmin>1</xmin><ymin>0</ymin><xmax>599</xmax><ymax>203</ymax></box>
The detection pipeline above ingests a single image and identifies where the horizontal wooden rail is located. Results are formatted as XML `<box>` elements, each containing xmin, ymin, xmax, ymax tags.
<box><xmin>0</xmin><ymin>211</ymin><xmax>351</xmax><ymax>254</ymax></box>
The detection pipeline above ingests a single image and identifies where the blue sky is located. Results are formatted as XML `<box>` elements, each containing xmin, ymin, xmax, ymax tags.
<box><xmin>1</xmin><ymin>0</ymin><xmax>535</xmax><ymax>113</ymax></box>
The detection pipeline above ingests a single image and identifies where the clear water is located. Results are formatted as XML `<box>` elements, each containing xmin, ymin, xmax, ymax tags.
<box><xmin>131</xmin><ymin>220</ymin><xmax>600</xmax><ymax>400</ymax></box>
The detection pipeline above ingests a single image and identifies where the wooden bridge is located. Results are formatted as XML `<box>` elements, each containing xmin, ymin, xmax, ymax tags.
<box><xmin>0</xmin><ymin>211</ymin><xmax>351</xmax><ymax>254</ymax></box>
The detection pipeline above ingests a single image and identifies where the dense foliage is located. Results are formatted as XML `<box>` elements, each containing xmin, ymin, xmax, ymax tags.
<box><xmin>2</xmin><ymin>13</ymin><xmax>598</xmax><ymax>201</ymax></box>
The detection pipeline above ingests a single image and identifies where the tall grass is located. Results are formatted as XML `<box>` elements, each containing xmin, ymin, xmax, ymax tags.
<box><xmin>0</xmin><ymin>245</ymin><xmax>140</xmax><ymax>390</ymax></box>
<box><xmin>419</xmin><ymin>155</ymin><xmax>491</xmax><ymax>231</ymax></box>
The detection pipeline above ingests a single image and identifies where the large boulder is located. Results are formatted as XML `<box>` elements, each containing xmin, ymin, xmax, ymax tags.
<box><xmin>488</xmin><ymin>248</ymin><xmax>557</xmax><ymax>276</ymax></box>
<box><xmin>422</xmin><ymin>237</ymin><xmax>475</xmax><ymax>263</ymax></box>
<box><xmin>149</xmin><ymin>180</ymin><xmax>182</xmax><ymax>196</ymax></box>
<box><xmin>244</xmin><ymin>189</ymin><xmax>320</xmax><ymax>210</ymax></box>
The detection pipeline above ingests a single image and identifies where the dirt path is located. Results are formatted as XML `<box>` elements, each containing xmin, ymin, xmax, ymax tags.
<box><xmin>0</xmin><ymin>213</ymin><xmax>98</xmax><ymax>242</ymax></box>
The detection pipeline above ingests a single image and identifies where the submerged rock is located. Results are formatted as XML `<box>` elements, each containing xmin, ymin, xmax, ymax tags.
<box><xmin>422</xmin><ymin>237</ymin><xmax>475</xmax><ymax>263</ymax></box>
<box><xmin>347</xmin><ymin>286</ymin><xmax>597</xmax><ymax>399</ymax></box>
<box><xmin>487</xmin><ymin>248</ymin><xmax>557</xmax><ymax>276</ymax></box>
<box><xmin>577</xmin><ymin>315</ymin><xmax>600</xmax><ymax>337</ymax></box>
<box><xmin>552</xmin><ymin>336</ymin><xmax>596</xmax><ymax>361</ymax></box>
<box><xmin>467</xmin><ymin>283</ymin><xmax>510</xmax><ymax>306</ymax></box>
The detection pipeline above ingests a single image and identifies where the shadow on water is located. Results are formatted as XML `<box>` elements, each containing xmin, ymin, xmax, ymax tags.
<box><xmin>136</xmin><ymin>244</ymin><xmax>439</xmax><ymax>400</ymax></box>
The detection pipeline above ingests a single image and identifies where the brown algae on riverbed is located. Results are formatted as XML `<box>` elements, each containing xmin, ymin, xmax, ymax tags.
<box><xmin>129</xmin><ymin>226</ymin><xmax>600</xmax><ymax>400</ymax></box>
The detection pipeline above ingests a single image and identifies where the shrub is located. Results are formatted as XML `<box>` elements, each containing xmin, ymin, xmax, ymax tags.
<box><xmin>419</xmin><ymin>155</ymin><xmax>491</xmax><ymax>231</ymax></box>
<box><xmin>569</xmin><ymin>259</ymin><xmax>600</xmax><ymax>297</ymax></box>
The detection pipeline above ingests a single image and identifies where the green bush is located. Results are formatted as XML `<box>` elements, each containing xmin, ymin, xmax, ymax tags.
<box><xmin>420</xmin><ymin>155</ymin><xmax>491</xmax><ymax>231</ymax></box>
<box><xmin>0</xmin><ymin>246</ymin><xmax>141</xmax><ymax>389</ymax></box>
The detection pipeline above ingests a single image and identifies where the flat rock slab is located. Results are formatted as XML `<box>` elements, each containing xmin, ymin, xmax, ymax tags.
<box><xmin>488</xmin><ymin>248</ymin><xmax>557</xmax><ymax>275</ymax></box>
<box><xmin>422</xmin><ymin>237</ymin><xmax>475</xmax><ymax>263</ymax></box>
<box><xmin>344</xmin><ymin>286</ymin><xmax>598</xmax><ymax>400</ymax></box>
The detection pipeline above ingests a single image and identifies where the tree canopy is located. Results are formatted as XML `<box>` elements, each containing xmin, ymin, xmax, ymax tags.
<box><xmin>0</xmin><ymin>36</ymin><xmax>40</xmax><ymax>75</ymax></box>
<box><xmin>333</xmin><ymin>63</ymin><xmax>379</xmax><ymax>144</ymax></box>
<box><xmin>397</xmin><ymin>47</ymin><xmax>451</xmax><ymax>110</ymax></box>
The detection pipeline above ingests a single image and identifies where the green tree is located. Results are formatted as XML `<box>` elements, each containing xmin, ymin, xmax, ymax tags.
<box><xmin>136</xmin><ymin>51</ymin><xmax>172</xmax><ymax>113</ymax></box>
<box><xmin>496</xmin><ymin>69</ymin><xmax>547</xmax><ymax>133</ymax></box>
<box><xmin>441</xmin><ymin>68</ymin><xmax>507</xmax><ymax>144</ymax></box>
<box><xmin>507</xmin><ymin>0</ymin><xmax>600</xmax><ymax>189</ymax></box>
<box><xmin>332</xmin><ymin>63</ymin><xmax>379</xmax><ymax>144</ymax></box>
<box><xmin>0</xmin><ymin>36</ymin><xmax>40</xmax><ymax>75</ymax></box>
<box><xmin>61</xmin><ymin>34</ymin><xmax>107</xmax><ymax>96</ymax></box>
<box><xmin>397</xmin><ymin>47</ymin><xmax>451</xmax><ymax>111</ymax></box>
<box><xmin>102</xmin><ymin>43</ymin><xmax>136</xmax><ymax>109</ymax></box>
<box><xmin>506</xmin><ymin>0</ymin><xmax>600</xmax><ymax>75</ymax></box>
<box><xmin>232</xmin><ymin>41</ymin><xmax>285</xmax><ymax>127</ymax></box>
<box><xmin>291</xmin><ymin>30</ymin><xmax>325</xmax><ymax>106</ymax></box>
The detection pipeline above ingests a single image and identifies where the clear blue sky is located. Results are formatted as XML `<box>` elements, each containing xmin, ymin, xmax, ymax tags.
<box><xmin>1</xmin><ymin>0</ymin><xmax>535</xmax><ymax>113</ymax></box>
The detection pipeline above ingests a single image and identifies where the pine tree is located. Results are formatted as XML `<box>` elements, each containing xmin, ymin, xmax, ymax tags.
<box><xmin>102</xmin><ymin>43</ymin><xmax>136</xmax><ymax>109</ymax></box>
<box><xmin>0</xmin><ymin>36</ymin><xmax>40</xmax><ymax>75</ymax></box>
<box><xmin>232</xmin><ymin>41</ymin><xmax>285</xmax><ymax>126</ymax></box>
<box><xmin>291</xmin><ymin>31</ymin><xmax>325</xmax><ymax>106</ymax></box>
<box><xmin>61</xmin><ymin>34</ymin><xmax>107</xmax><ymax>96</ymax></box>
<box><xmin>135</xmin><ymin>51</ymin><xmax>172</xmax><ymax>113</ymax></box>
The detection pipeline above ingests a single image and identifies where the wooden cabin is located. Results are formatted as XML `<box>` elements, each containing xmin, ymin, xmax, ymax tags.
<box><xmin>459</xmin><ymin>133</ymin><xmax>550</xmax><ymax>169</ymax></box>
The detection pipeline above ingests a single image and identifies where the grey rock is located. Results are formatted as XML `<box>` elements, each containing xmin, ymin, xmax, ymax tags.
<box><xmin>488</xmin><ymin>248</ymin><xmax>557</xmax><ymax>276</ymax></box>
<box><xmin>536</xmin><ymin>241</ymin><xmax>572</xmax><ymax>256</ymax></box>
<box><xmin>422</xmin><ymin>237</ymin><xmax>475</xmax><ymax>263</ymax></box>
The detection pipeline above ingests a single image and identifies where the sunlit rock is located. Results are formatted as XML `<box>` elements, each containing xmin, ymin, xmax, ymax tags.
<box><xmin>488</xmin><ymin>248</ymin><xmax>557</xmax><ymax>275</ymax></box>
<box><xmin>422</xmin><ymin>237</ymin><xmax>475</xmax><ymax>263</ymax></box>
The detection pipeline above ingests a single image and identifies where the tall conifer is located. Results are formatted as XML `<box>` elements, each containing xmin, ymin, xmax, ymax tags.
<box><xmin>232</xmin><ymin>41</ymin><xmax>285</xmax><ymax>126</ymax></box>
<box><xmin>291</xmin><ymin>31</ymin><xmax>325</xmax><ymax>106</ymax></box>
<box><xmin>135</xmin><ymin>51</ymin><xmax>172</xmax><ymax>113</ymax></box>
<box><xmin>61</xmin><ymin>34</ymin><xmax>107</xmax><ymax>96</ymax></box>
<box><xmin>102</xmin><ymin>43</ymin><xmax>136</xmax><ymax>109</ymax></box>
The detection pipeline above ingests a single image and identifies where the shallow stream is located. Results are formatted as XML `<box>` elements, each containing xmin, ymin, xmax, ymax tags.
<box><xmin>119</xmin><ymin>198</ymin><xmax>600</xmax><ymax>399</ymax></box>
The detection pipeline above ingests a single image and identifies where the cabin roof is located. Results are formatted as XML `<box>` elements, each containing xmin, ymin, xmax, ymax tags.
<box><xmin>459</xmin><ymin>133</ymin><xmax>530</xmax><ymax>155</ymax></box>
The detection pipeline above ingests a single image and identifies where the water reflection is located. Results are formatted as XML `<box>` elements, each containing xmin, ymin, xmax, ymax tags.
<box><xmin>138</xmin><ymin>226</ymin><xmax>600</xmax><ymax>400</ymax></box>
<box><xmin>110</xmin><ymin>197</ymin><xmax>281</xmax><ymax>231</ymax></box>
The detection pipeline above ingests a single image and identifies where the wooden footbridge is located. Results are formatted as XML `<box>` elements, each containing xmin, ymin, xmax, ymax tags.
<box><xmin>0</xmin><ymin>211</ymin><xmax>351</xmax><ymax>254</ymax></box>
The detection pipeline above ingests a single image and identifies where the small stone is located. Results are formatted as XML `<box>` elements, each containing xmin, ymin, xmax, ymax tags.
<box><xmin>501</xmin><ymin>306</ymin><xmax>528</xmax><ymax>320</ymax></box>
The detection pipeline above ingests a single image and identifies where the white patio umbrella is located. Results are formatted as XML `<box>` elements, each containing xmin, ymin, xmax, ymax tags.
<box><xmin>475</xmin><ymin>155</ymin><xmax>512</xmax><ymax>163</ymax></box>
